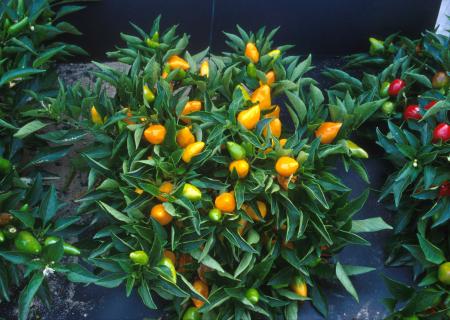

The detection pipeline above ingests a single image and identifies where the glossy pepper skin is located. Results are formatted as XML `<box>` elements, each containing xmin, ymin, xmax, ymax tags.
<box><xmin>192</xmin><ymin>279</ymin><xmax>209</xmax><ymax>308</ymax></box>
<box><xmin>263</xmin><ymin>118</ymin><xmax>282</xmax><ymax>138</ymax></box>
<box><xmin>438</xmin><ymin>262</ymin><xmax>450</xmax><ymax>285</ymax></box>
<box><xmin>176</xmin><ymin>127</ymin><xmax>196</xmax><ymax>148</ymax></box>
<box><xmin>245</xmin><ymin>42</ymin><xmax>259</xmax><ymax>63</ymax></box>
<box><xmin>229</xmin><ymin>159</ymin><xmax>250</xmax><ymax>178</ymax></box>
<box><xmin>199</xmin><ymin>60</ymin><xmax>209</xmax><ymax>77</ymax></box>
<box><xmin>315</xmin><ymin>122</ymin><xmax>342</xmax><ymax>144</ymax></box>
<box><xmin>251</xmin><ymin>85</ymin><xmax>271</xmax><ymax>110</ymax></box>
<box><xmin>381</xmin><ymin>101</ymin><xmax>395</xmax><ymax>115</ymax></box>
<box><xmin>344</xmin><ymin>140</ymin><xmax>369</xmax><ymax>158</ymax></box>
<box><xmin>129</xmin><ymin>250</ymin><xmax>149</xmax><ymax>265</ymax></box>
<box><xmin>15</xmin><ymin>231</ymin><xmax>42</xmax><ymax>255</ymax></box>
<box><xmin>275</xmin><ymin>156</ymin><xmax>299</xmax><ymax>177</ymax></box>
<box><xmin>167</xmin><ymin>55</ymin><xmax>190</xmax><ymax>71</ymax></box>
<box><xmin>226</xmin><ymin>141</ymin><xmax>246</xmax><ymax>160</ymax></box>
<box><xmin>291</xmin><ymin>276</ymin><xmax>308</xmax><ymax>297</ymax></box>
<box><xmin>182</xmin><ymin>183</ymin><xmax>202</xmax><ymax>201</ymax></box>
<box><xmin>208</xmin><ymin>208</ymin><xmax>222</xmax><ymax>222</ymax></box>
<box><xmin>403</xmin><ymin>105</ymin><xmax>422</xmax><ymax>120</ymax></box>
<box><xmin>237</xmin><ymin>105</ymin><xmax>261</xmax><ymax>130</ymax></box>
<box><xmin>143</xmin><ymin>84</ymin><xmax>155</xmax><ymax>103</ymax></box>
<box><xmin>181</xmin><ymin>101</ymin><xmax>202</xmax><ymax>123</ymax></box>
<box><xmin>379</xmin><ymin>81</ymin><xmax>390</xmax><ymax>98</ymax></box>
<box><xmin>159</xmin><ymin>257</ymin><xmax>177</xmax><ymax>283</ymax></box>
<box><xmin>245</xmin><ymin>288</ymin><xmax>260</xmax><ymax>304</ymax></box>
<box><xmin>264</xmin><ymin>70</ymin><xmax>276</xmax><ymax>86</ymax></box>
<box><xmin>157</xmin><ymin>182</ymin><xmax>174</xmax><ymax>202</ymax></box>
<box><xmin>182</xmin><ymin>307</ymin><xmax>201</xmax><ymax>320</ymax></box>
<box><xmin>44</xmin><ymin>236</ymin><xmax>81</xmax><ymax>255</ymax></box>
<box><xmin>0</xmin><ymin>157</ymin><xmax>11</xmax><ymax>175</ymax></box>
<box><xmin>215</xmin><ymin>192</ymin><xmax>236</xmax><ymax>213</ymax></box>
<box><xmin>268</xmin><ymin>49</ymin><xmax>281</xmax><ymax>60</ymax></box>
<box><xmin>246</xmin><ymin>63</ymin><xmax>257</xmax><ymax>78</ymax></box>
<box><xmin>150</xmin><ymin>204</ymin><xmax>173</xmax><ymax>226</ymax></box>
<box><xmin>432</xmin><ymin>71</ymin><xmax>449</xmax><ymax>89</ymax></box>
<box><xmin>424</xmin><ymin>101</ymin><xmax>437</xmax><ymax>110</ymax></box>
<box><xmin>388</xmin><ymin>79</ymin><xmax>406</xmax><ymax>96</ymax></box>
<box><xmin>90</xmin><ymin>106</ymin><xmax>104</xmax><ymax>125</ymax></box>
<box><xmin>243</xmin><ymin>201</ymin><xmax>267</xmax><ymax>222</ymax></box>
<box><xmin>144</xmin><ymin>124</ymin><xmax>167</xmax><ymax>145</ymax></box>
<box><xmin>432</xmin><ymin>123</ymin><xmax>450</xmax><ymax>142</ymax></box>
<box><xmin>182</xmin><ymin>142</ymin><xmax>205</xmax><ymax>163</ymax></box>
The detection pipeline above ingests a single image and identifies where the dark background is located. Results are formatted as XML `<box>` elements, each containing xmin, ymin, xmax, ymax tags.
<box><xmin>64</xmin><ymin>0</ymin><xmax>442</xmax><ymax>61</ymax></box>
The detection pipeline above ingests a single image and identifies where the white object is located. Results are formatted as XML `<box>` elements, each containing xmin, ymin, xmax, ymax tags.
<box><xmin>436</xmin><ymin>0</ymin><xmax>450</xmax><ymax>35</ymax></box>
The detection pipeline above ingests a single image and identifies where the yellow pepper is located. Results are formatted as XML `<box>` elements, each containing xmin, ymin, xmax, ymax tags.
<box><xmin>263</xmin><ymin>118</ymin><xmax>282</xmax><ymax>138</ymax></box>
<box><xmin>251</xmin><ymin>85</ymin><xmax>271</xmax><ymax>110</ymax></box>
<box><xmin>176</xmin><ymin>127</ymin><xmax>196</xmax><ymax>148</ymax></box>
<box><xmin>168</xmin><ymin>55</ymin><xmax>190</xmax><ymax>70</ymax></box>
<box><xmin>237</xmin><ymin>105</ymin><xmax>261</xmax><ymax>130</ymax></box>
<box><xmin>200</xmin><ymin>60</ymin><xmax>209</xmax><ymax>77</ymax></box>
<box><xmin>245</xmin><ymin>42</ymin><xmax>259</xmax><ymax>63</ymax></box>
<box><xmin>90</xmin><ymin>106</ymin><xmax>104</xmax><ymax>125</ymax></box>
<box><xmin>182</xmin><ymin>142</ymin><xmax>205</xmax><ymax>163</ymax></box>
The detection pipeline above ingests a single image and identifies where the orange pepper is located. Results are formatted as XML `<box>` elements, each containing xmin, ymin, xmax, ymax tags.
<box><xmin>291</xmin><ymin>276</ymin><xmax>308</xmax><ymax>297</ymax></box>
<box><xmin>176</xmin><ymin>127</ymin><xmax>196</xmax><ymax>148</ymax></box>
<box><xmin>192</xmin><ymin>279</ymin><xmax>209</xmax><ymax>308</ymax></box>
<box><xmin>251</xmin><ymin>85</ymin><xmax>271</xmax><ymax>110</ymax></box>
<box><xmin>275</xmin><ymin>156</ymin><xmax>299</xmax><ymax>177</ymax></box>
<box><xmin>315</xmin><ymin>122</ymin><xmax>342</xmax><ymax>144</ymax></box>
<box><xmin>245</xmin><ymin>42</ymin><xmax>259</xmax><ymax>63</ymax></box>
<box><xmin>182</xmin><ymin>141</ymin><xmax>205</xmax><ymax>163</ymax></box>
<box><xmin>150</xmin><ymin>204</ymin><xmax>173</xmax><ymax>226</ymax></box>
<box><xmin>263</xmin><ymin>118</ymin><xmax>282</xmax><ymax>138</ymax></box>
<box><xmin>167</xmin><ymin>55</ymin><xmax>190</xmax><ymax>70</ymax></box>
<box><xmin>144</xmin><ymin>124</ymin><xmax>167</xmax><ymax>145</ymax></box>
<box><xmin>243</xmin><ymin>201</ymin><xmax>267</xmax><ymax>222</ymax></box>
<box><xmin>237</xmin><ymin>105</ymin><xmax>260</xmax><ymax>130</ymax></box>
<box><xmin>260</xmin><ymin>70</ymin><xmax>275</xmax><ymax>86</ymax></box>
<box><xmin>181</xmin><ymin>100</ymin><xmax>202</xmax><ymax>123</ymax></box>
<box><xmin>157</xmin><ymin>182</ymin><xmax>174</xmax><ymax>202</ymax></box>
<box><xmin>229</xmin><ymin>159</ymin><xmax>250</xmax><ymax>178</ymax></box>
<box><xmin>215</xmin><ymin>192</ymin><xmax>236</xmax><ymax>213</ymax></box>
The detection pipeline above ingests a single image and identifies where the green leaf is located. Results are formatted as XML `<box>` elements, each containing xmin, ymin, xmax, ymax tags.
<box><xmin>0</xmin><ymin>68</ymin><xmax>45</xmax><ymax>87</ymax></box>
<box><xmin>13</xmin><ymin>120</ymin><xmax>48</xmax><ymax>139</ymax></box>
<box><xmin>336</xmin><ymin>262</ymin><xmax>359</xmax><ymax>302</ymax></box>
<box><xmin>98</xmin><ymin>201</ymin><xmax>133</xmax><ymax>223</ymax></box>
<box><xmin>18</xmin><ymin>272</ymin><xmax>44</xmax><ymax>320</ymax></box>
<box><xmin>138</xmin><ymin>281</ymin><xmax>157</xmax><ymax>309</ymax></box>
<box><xmin>417</xmin><ymin>234</ymin><xmax>445</xmax><ymax>264</ymax></box>
<box><xmin>39</xmin><ymin>185</ymin><xmax>58</xmax><ymax>226</ymax></box>
<box><xmin>33</xmin><ymin>46</ymin><xmax>66</xmax><ymax>68</ymax></box>
<box><xmin>351</xmin><ymin>217</ymin><xmax>392</xmax><ymax>233</ymax></box>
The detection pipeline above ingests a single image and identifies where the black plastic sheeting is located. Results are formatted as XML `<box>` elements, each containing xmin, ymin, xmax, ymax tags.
<box><xmin>62</xmin><ymin>0</ymin><xmax>441</xmax><ymax>61</ymax></box>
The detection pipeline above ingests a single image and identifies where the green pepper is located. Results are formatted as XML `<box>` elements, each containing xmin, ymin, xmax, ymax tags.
<box><xmin>0</xmin><ymin>157</ymin><xmax>11</xmax><ymax>175</ymax></box>
<box><xmin>19</xmin><ymin>203</ymin><xmax>29</xmax><ymax>212</ymax></box>
<box><xmin>151</xmin><ymin>31</ymin><xmax>159</xmax><ymax>42</ymax></box>
<box><xmin>182</xmin><ymin>183</ymin><xmax>202</xmax><ymax>202</ymax></box>
<box><xmin>129</xmin><ymin>250</ymin><xmax>149</xmax><ymax>265</ymax></box>
<box><xmin>159</xmin><ymin>257</ymin><xmax>177</xmax><ymax>283</ymax></box>
<box><xmin>143</xmin><ymin>84</ymin><xmax>155</xmax><ymax>103</ymax></box>
<box><xmin>0</xmin><ymin>230</ymin><xmax>5</xmax><ymax>243</ymax></box>
<box><xmin>175</xmin><ymin>69</ymin><xmax>187</xmax><ymax>80</ymax></box>
<box><xmin>369</xmin><ymin>37</ymin><xmax>384</xmax><ymax>55</ymax></box>
<box><xmin>342</xmin><ymin>140</ymin><xmax>369</xmax><ymax>159</ymax></box>
<box><xmin>245</xmin><ymin>288</ymin><xmax>260</xmax><ymax>304</ymax></box>
<box><xmin>379</xmin><ymin>81</ymin><xmax>390</xmax><ymax>98</ymax></box>
<box><xmin>182</xmin><ymin>307</ymin><xmax>201</xmax><ymax>320</ymax></box>
<box><xmin>381</xmin><ymin>101</ymin><xmax>395</xmax><ymax>115</ymax></box>
<box><xmin>208</xmin><ymin>208</ymin><xmax>222</xmax><ymax>222</ymax></box>
<box><xmin>146</xmin><ymin>38</ymin><xmax>160</xmax><ymax>49</ymax></box>
<box><xmin>15</xmin><ymin>231</ymin><xmax>42</xmax><ymax>255</ymax></box>
<box><xmin>246</xmin><ymin>63</ymin><xmax>257</xmax><ymax>78</ymax></box>
<box><xmin>7</xmin><ymin>17</ymin><xmax>29</xmax><ymax>36</ymax></box>
<box><xmin>226</xmin><ymin>141</ymin><xmax>246</xmax><ymax>160</ymax></box>
<box><xmin>44</xmin><ymin>236</ymin><xmax>81</xmax><ymax>256</ymax></box>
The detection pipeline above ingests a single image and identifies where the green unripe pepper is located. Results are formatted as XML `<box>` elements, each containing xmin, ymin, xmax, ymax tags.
<box><xmin>0</xmin><ymin>230</ymin><xmax>5</xmax><ymax>243</ymax></box>
<box><xmin>19</xmin><ymin>203</ymin><xmax>29</xmax><ymax>212</ymax></box>
<box><xmin>0</xmin><ymin>157</ymin><xmax>11</xmax><ymax>175</ymax></box>
<box><xmin>226</xmin><ymin>141</ymin><xmax>246</xmax><ymax>160</ymax></box>
<box><xmin>342</xmin><ymin>140</ymin><xmax>369</xmax><ymax>159</ymax></box>
<box><xmin>15</xmin><ymin>231</ymin><xmax>42</xmax><ymax>255</ymax></box>
<box><xmin>379</xmin><ymin>81</ymin><xmax>390</xmax><ymax>98</ymax></box>
<box><xmin>381</xmin><ymin>101</ymin><xmax>395</xmax><ymax>115</ymax></box>
<box><xmin>208</xmin><ymin>208</ymin><xmax>222</xmax><ymax>222</ymax></box>
<box><xmin>182</xmin><ymin>183</ymin><xmax>202</xmax><ymax>201</ymax></box>
<box><xmin>159</xmin><ymin>257</ymin><xmax>177</xmax><ymax>283</ymax></box>
<box><xmin>182</xmin><ymin>307</ymin><xmax>201</xmax><ymax>320</ymax></box>
<box><xmin>143</xmin><ymin>84</ymin><xmax>155</xmax><ymax>103</ymax></box>
<box><xmin>245</xmin><ymin>288</ymin><xmax>260</xmax><ymax>304</ymax></box>
<box><xmin>7</xmin><ymin>17</ymin><xmax>29</xmax><ymax>36</ymax></box>
<box><xmin>129</xmin><ymin>250</ymin><xmax>149</xmax><ymax>265</ymax></box>
<box><xmin>151</xmin><ymin>31</ymin><xmax>159</xmax><ymax>41</ymax></box>
<box><xmin>44</xmin><ymin>236</ymin><xmax>81</xmax><ymax>256</ymax></box>
<box><xmin>146</xmin><ymin>38</ymin><xmax>160</xmax><ymax>48</ymax></box>
<box><xmin>246</xmin><ymin>63</ymin><xmax>257</xmax><ymax>78</ymax></box>
<box><xmin>369</xmin><ymin>37</ymin><xmax>384</xmax><ymax>55</ymax></box>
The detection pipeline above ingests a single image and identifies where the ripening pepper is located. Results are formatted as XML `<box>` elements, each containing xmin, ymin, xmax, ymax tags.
<box><xmin>315</xmin><ymin>122</ymin><xmax>342</xmax><ymax>144</ymax></box>
<box><xmin>0</xmin><ymin>157</ymin><xmax>11</xmax><ymax>175</ymax></box>
<box><xmin>162</xmin><ymin>63</ymin><xmax>170</xmax><ymax>79</ymax></box>
<box><xmin>192</xmin><ymin>279</ymin><xmax>209</xmax><ymax>308</ymax></box>
<box><xmin>208</xmin><ymin>208</ymin><xmax>222</xmax><ymax>222</ymax></box>
<box><xmin>229</xmin><ymin>159</ymin><xmax>250</xmax><ymax>178</ymax></box>
<box><xmin>275</xmin><ymin>156</ymin><xmax>299</xmax><ymax>177</ymax></box>
<box><xmin>90</xmin><ymin>106</ymin><xmax>104</xmax><ymax>125</ymax></box>
<box><xmin>424</xmin><ymin>101</ymin><xmax>438</xmax><ymax>110</ymax></box>
<box><xmin>159</xmin><ymin>257</ymin><xmax>177</xmax><ymax>283</ymax></box>
<box><xmin>438</xmin><ymin>262</ymin><xmax>450</xmax><ymax>285</ymax></box>
<box><xmin>15</xmin><ymin>231</ymin><xmax>42</xmax><ymax>255</ymax></box>
<box><xmin>182</xmin><ymin>307</ymin><xmax>201</xmax><ymax>320</ymax></box>
<box><xmin>245</xmin><ymin>42</ymin><xmax>259</xmax><ymax>63</ymax></box>
<box><xmin>403</xmin><ymin>105</ymin><xmax>422</xmax><ymax>120</ymax></box>
<box><xmin>143</xmin><ymin>84</ymin><xmax>155</xmax><ymax>103</ymax></box>
<box><xmin>182</xmin><ymin>183</ymin><xmax>202</xmax><ymax>201</ymax></box>
<box><xmin>150</xmin><ymin>204</ymin><xmax>173</xmax><ymax>226</ymax></box>
<box><xmin>291</xmin><ymin>276</ymin><xmax>308</xmax><ymax>297</ymax></box>
<box><xmin>379</xmin><ymin>81</ymin><xmax>390</xmax><ymax>98</ymax></box>
<box><xmin>268</xmin><ymin>49</ymin><xmax>281</xmax><ymax>60</ymax></box>
<box><xmin>44</xmin><ymin>236</ymin><xmax>81</xmax><ymax>256</ymax></box>
<box><xmin>388</xmin><ymin>79</ymin><xmax>406</xmax><ymax>96</ymax></box>
<box><xmin>343</xmin><ymin>140</ymin><xmax>369</xmax><ymax>159</ymax></box>
<box><xmin>226</xmin><ymin>141</ymin><xmax>246</xmax><ymax>160</ymax></box>
<box><xmin>264</xmin><ymin>70</ymin><xmax>276</xmax><ymax>86</ymax></box>
<box><xmin>182</xmin><ymin>141</ymin><xmax>205</xmax><ymax>163</ymax></box>
<box><xmin>177</xmin><ymin>127</ymin><xmax>196</xmax><ymax>148</ymax></box>
<box><xmin>236</xmin><ymin>84</ymin><xmax>251</xmax><ymax>100</ymax></box>
<box><xmin>144</xmin><ymin>124</ymin><xmax>167</xmax><ymax>145</ymax></box>
<box><xmin>251</xmin><ymin>84</ymin><xmax>271</xmax><ymax>110</ymax></box>
<box><xmin>215</xmin><ymin>192</ymin><xmax>236</xmax><ymax>213</ymax></box>
<box><xmin>381</xmin><ymin>101</ymin><xmax>395</xmax><ymax>115</ymax></box>
<box><xmin>145</xmin><ymin>37</ymin><xmax>159</xmax><ymax>49</ymax></box>
<box><xmin>157</xmin><ymin>182</ymin><xmax>174</xmax><ymax>202</ymax></box>
<box><xmin>369</xmin><ymin>37</ymin><xmax>384</xmax><ymax>55</ymax></box>
<box><xmin>168</xmin><ymin>55</ymin><xmax>190</xmax><ymax>71</ymax></box>
<box><xmin>129</xmin><ymin>250</ymin><xmax>149</xmax><ymax>265</ymax></box>
<box><xmin>432</xmin><ymin>71</ymin><xmax>449</xmax><ymax>89</ymax></box>
<box><xmin>265</xmin><ymin>105</ymin><xmax>280</xmax><ymax>118</ymax></box>
<box><xmin>246</xmin><ymin>63</ymin><xmax>257</xmax><ymax>78</ymax></box>
<box><xmin>237</xmin><ymin>105</ymin><xmax>261</xmax><ymax>130</ymax></box>
<box><xmin>181</xmin><ymin>101</ymin><xmax>202</xmax><ymax>123</ymax></box>
<box><xmin>433</xmin><ymin>123</ymin><xmax>450</xmax><ymax>142</ymax></box>
<box><xmin>263</xmin><ymin>118</ymin><xmax>282</xmax><ymax>138</ymax></box>
<box><xmin>200</xmin><ymin>60</ymin><xmax>209</xmax><ymax>77</ymax></box>
<box><xmin>243</xmin><ymin>201</ymin><xmax>267</xmax><ymax>222</ymax></box>
<box><xmin>245</xmin><ymin>288</ymin><xmax>260</xmax><ymax>304</ymax></box>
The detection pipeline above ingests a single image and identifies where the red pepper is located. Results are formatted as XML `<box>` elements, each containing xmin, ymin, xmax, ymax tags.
<box><xmin>432</xmin><ymin>123</ymin><xmax>450</xmax><ymax>142</ymax></box>
<box><xmin>439</xmin><ymin>181</ymin><xmax>450</xmax><ymax>197</ymax></box>
<box><xmin>388</xmin><ymin>79</ymin><xmax>406</xmax><ymax>96</ymax></box>
<box><xmin>403</xmin><ymin>105</ymin><xmax>421</xmax><ymax>120</ymax></box>
<box><xmin>424</xmin><ymin>101</ymin><xmax>437</xmax><ymax>110</ymax></box>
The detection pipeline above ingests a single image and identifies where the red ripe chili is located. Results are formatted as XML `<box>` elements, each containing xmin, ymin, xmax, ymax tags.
<box><xmin>388</xmin><ymin>79</ymin><xmax>406</xmax><ymax>96</ymax></box>
<box><xmin>439</xmin><ymin>181</ymin><xmax>450</xmax><ymax>197</ymax></box>
<box><xmin>424</xmin><ymin>101</ymin><xmax>437</xmax><ymax>110</ymax></box>
<box><xmin>403</xmin><ymin>105</ymin><xmax>421</xmax><ymax>120</ymax></box>
<box><xmin>432</xmin><ymin>123</ymin><xmax>450</xmax><ymax>142</ymax></box>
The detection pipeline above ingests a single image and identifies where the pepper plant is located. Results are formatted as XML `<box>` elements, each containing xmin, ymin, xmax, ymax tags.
<box><xmin>66</xmin><ymin>18</ymin><xmax>392</xmax><ymax>319</ymax></box>
<box><xmin>326</xmin><ymin>28</ymin><xmax>450</xmax><ymax>319</ymax></box>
